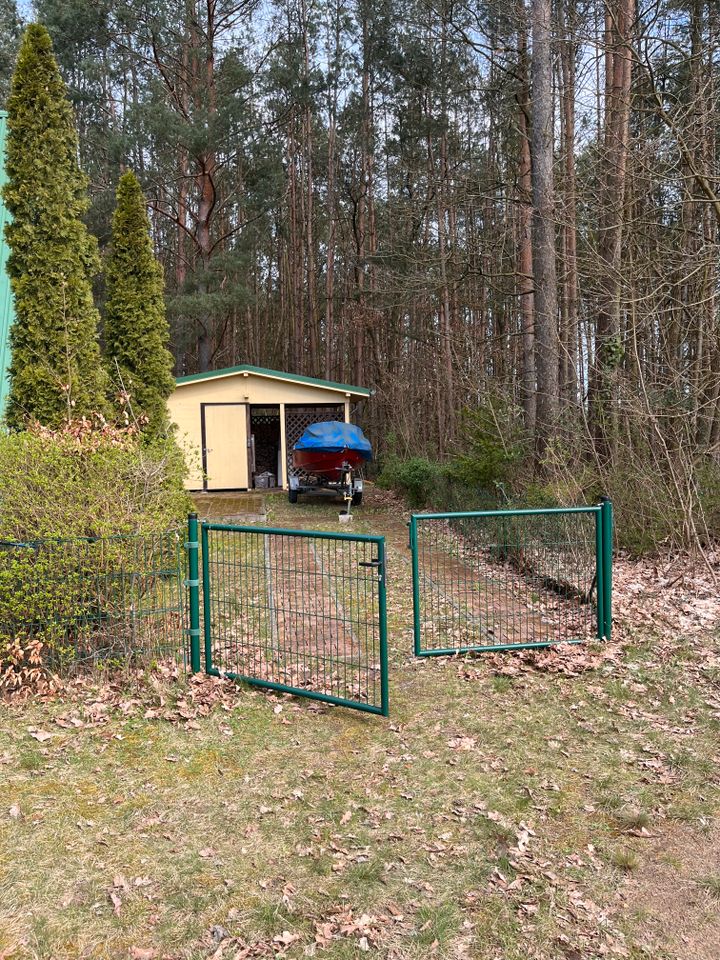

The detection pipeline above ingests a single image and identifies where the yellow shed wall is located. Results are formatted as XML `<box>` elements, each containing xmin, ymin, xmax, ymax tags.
<box><xmin>167</xmin><ymin>372</ymin><xmax>356</xmax><ymax>490</ymax></box>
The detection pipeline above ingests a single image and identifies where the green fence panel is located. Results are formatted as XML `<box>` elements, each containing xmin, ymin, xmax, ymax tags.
<box><xmin>0</xmin><ymin>529</ymin><xmax>186</xmax><ymax>673</ymax></box>
<box><xmin>410</xmin><ymin>505</ymin><xmax>608</xmax><ymax>656</ymax></box>
<box><xmin>201</xmin><ymin>522</ymin><xmax>389</xmax><ymax>716</ymax></box>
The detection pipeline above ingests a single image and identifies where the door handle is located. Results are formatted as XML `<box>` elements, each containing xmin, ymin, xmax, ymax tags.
<box><xmin>359</xmin><ymin>558</ymin><xmax>381</xmax><ymax>568</ymax></box>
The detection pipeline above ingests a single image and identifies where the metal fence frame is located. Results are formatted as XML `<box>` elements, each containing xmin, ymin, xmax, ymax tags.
<box><xmin>186</xmin><ymin>515</ymin><xmax>389</xmax><ymax>716</ymax></box>
<box><xmin>1</xmin><ymin>528</ymin><xmax>186</xmax><ymax>673</ymax></box>
<box><xmin>4</xmin><ymin>502</ymin><xmax>614</xmax><ymax>706</ymax></box>
<box><xmin>409</xmin><ymin>500</ymin><xmax>613</xmax><ymax>657</ymax></box>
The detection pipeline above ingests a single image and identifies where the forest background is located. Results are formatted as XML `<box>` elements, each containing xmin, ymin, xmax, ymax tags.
<box><xmin>0</xmin><ymin>0</ymin><xmax>718</xmax><ymax>552</ymax></box>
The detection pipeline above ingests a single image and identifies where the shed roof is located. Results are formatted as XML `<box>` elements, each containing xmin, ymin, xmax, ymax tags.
<box><xmin>175</xmin><ymin>364</ymin><xmax>371</xmax><ymax>397</ymax></box>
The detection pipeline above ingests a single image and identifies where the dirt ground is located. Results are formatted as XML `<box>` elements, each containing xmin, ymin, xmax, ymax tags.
<box><xmin>0</xmin><ymin>485</ymin><xmax>718</xmax><ymax>959</ymax></box>
<box><xmin>621</xmin><ymin>822</ymin><xmax>720</xmax><ymax>959</ymax></box>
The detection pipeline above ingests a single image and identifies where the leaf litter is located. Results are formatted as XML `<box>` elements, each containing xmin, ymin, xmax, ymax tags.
<box><xmin>1</xmin><ymin>492</ymin><xmax>718</xmax><ymax>959</ymax></box>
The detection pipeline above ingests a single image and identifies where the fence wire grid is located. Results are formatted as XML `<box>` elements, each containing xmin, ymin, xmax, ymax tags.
<box><xmin>200</xmin><ymin>523</ymin><xmax>389</xmax><ymax>715</ymax></box>
<box><xmin>0</xmin><ymin>530</ymin><xmax>186</xmax><ymax>673</ymax></box>
<box><xmin>411</xmin><ymin>507</ymin><xmax>603</xmax><ymax>655</ymax></box>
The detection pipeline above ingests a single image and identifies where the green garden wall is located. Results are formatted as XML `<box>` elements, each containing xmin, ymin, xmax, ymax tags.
<box><xmin>0</xmin><ymin>110</ymin><xmax>13</xmax><ymax>418</ymax></box>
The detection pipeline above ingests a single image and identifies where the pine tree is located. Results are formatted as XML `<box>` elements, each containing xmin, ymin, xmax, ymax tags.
<box><xmin>2</xmin><ymin>23</ymin><xmax>107</xmax><ymax>428</ymax></box>
<box><xmin>104</xmin><ymin>171</ymin><xmax>175</xmax><ymax>438</ymax></box>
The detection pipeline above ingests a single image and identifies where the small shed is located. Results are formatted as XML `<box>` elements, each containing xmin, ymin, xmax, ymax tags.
<box><xmin>167</xmin><ymin>364</ymin><xmax>371</xmax><ymax>491</ymax></box>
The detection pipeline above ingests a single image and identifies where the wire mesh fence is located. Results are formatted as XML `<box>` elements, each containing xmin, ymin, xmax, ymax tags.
<box><xmin>2</xmin><ymin>502</ymin><xmax>612</xmax><ymax>697</ymax></box>
<box><xmin>199</xmin><ymin>523</ymin><xmax>389</xmax><ymax>715</ymax></box>
<box><xmin>0</xmin><ymin>530</ymin><xmax>186</xmax><ymax>674</ymax></box>
<box><xmin>410</xmin><ymin>506</ymin><xmax>607</xmax><ymax>655</ymax></box>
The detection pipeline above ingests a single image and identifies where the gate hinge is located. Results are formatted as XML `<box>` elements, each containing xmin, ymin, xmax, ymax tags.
<box><xmin>184</xmin><ymin>578</ymin><xmax>200</xmax><ymax>587</ymax></box>
<box><xmin>185</xmin><ymin>540</ymin><xmax>199</xmax><ymax>549</ymax></box>
<box><xmin>183</xmin><ymin>627</ymin><xmax>201</xmax><ymax>637</ymax></box>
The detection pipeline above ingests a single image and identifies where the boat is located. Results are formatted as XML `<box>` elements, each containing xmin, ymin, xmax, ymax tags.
<box><xmin>292</xmin><ymin>421</ymin><xmax>372</xmax><ymax>477</ymax></box>
<box><xmin>290</xmin><ymin>421</ymin><xmax>372</xmax><ymax>505</ymax></box>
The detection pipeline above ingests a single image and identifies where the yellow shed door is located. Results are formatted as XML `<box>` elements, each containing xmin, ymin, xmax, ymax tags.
<box><xmin>203</xmin><ymin>404</ymin><xmax>249</xmax><ymax>490</ymax></box>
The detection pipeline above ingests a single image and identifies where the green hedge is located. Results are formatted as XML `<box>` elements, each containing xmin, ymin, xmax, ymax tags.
<box><xmin>0</xmin><ymin>427</ymin><xmax>191</xmax><ymax>686</ymax></box>
<box><xmin>0</xmin><ymin>428</ymin><xmax>190</xmax><ymax>542</ymax></box>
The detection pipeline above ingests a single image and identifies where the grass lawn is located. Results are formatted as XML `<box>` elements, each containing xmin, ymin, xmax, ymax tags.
<box><xmin>1</xmin><ymin>490</ymin><xmax>719</xmax><ymax>959</ymax></box>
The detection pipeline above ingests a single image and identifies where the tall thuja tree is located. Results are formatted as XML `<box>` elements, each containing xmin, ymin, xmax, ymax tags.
<box><xmin>104</xmin><ymin>171</ymin><xmax>174</xmax><ymax>437</ymax></box>
<box><xmin>2</xmin><ymin>23</ymin><xmax>106</xmax><ymax>428</ymax></box>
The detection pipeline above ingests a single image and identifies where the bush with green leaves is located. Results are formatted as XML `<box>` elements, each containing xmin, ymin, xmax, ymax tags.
<box><xmin>0</xmin><ymin>422</ymin><xmax>190</xmax><ymax>542</ymax></box>
<box><xmin>379</xmin><ymin>398</ymin><xmax>528</xmax><ymax>510</ymax></box>
<box><xmin>447</xmin><ymin>397</ymin><xmax>528</xmax><ymax>492</ymax></box>
<box><xmin>0</xmin><ymin>422</ymin><xmax>191</xmax><ymax>685</ymax></box>
<box><xmin>377</xmin><ymin>455</ymin><xmax>445</xmax><ymax>509</ymax></box>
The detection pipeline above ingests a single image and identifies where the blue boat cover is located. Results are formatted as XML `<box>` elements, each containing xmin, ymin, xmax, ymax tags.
<box><xmin>294</xmin><ymin>421</ymin><xmax>372</xmax><ymax>459</ymax></box>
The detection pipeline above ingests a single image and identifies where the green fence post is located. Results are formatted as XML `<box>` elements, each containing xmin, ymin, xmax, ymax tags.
<box><xmin>594</xmin><ymin>506</ymin><xmax>605</xmax><ymax>640</ymax></box>
<box><xmin>410</xmin><ymin>516</ymin><xmax>422</xmax><ymax>656</ymax></box>
<box><xmin>601</xmin><ymin>498</ymin><xmax>613</xmax><ymax>640</ymax></box>
<box><xmin>201</xmin><ymin>522</ymin><xmax>212</xmax><ymax>672</ymax></box>
<box><xmin>186</xmin><ymin>512</ymin><xmax>201</xmax><ymax>672</ymax></box>
<box><xmin>377</xmin><ymin>536</ymin><xmax>390</xmax><ymax>717</ymax></box>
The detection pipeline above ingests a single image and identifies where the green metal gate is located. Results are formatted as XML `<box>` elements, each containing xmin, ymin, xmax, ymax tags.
<box><xmin>409</xmin><ymin>501</ymin><xmax>612</xmax><ymax>656</ymax></box>
<box><xmin>186</xmin><ymin>516</ymin><xmax>389</xmax><ymax>716</ymax></box>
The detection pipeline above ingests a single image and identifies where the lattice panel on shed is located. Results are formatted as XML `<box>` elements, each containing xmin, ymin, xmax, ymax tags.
<box><xmin>285</xmin><ymin>405</ymin><xmax>344</xmax><ymax>478</ymax></box>
<box><xmin>251</xmin><ymin>407</ymin><xmax>280</xmax><ymax>423</ymax></box>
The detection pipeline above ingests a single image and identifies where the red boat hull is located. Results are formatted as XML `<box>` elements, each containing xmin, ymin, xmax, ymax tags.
<box><xmin>292</xmin><ymin>447</ymin><xmax>366</xmax><ymax>479</ymax></box>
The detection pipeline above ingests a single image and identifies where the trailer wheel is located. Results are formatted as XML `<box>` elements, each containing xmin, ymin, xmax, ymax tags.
<box><xmin>288</xmin><ymin>488</ymin><xmax>299</xmax><ymax>504</ymax></box>
<box><xmin>351</xmin><ymin>491</ymin><xmax>363</xmax><ymax>507</ymax></box>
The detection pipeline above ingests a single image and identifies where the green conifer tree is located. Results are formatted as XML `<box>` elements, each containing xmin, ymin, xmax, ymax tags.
<box><xmin>104</xmin><ymin>171</ymin><xmax>175</xmax><ymax>437</ymax></box>
<box><xmin>2</xmin><ymin>23</ymin><xmax>107</xmax><ymax>428</ymax></box>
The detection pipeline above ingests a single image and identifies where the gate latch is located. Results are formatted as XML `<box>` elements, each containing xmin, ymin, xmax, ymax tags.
<box><xmin>359</xmin><ymin>558</ymin><xmax>381</xmax><ymax>568</ymax></box>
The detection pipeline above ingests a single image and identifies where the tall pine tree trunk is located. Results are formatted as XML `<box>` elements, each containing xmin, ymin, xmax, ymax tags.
<box><xmin>591</xmin><ymin>0</ymin><xmax>635</xmax><ymax>457</ymax></box>
<box><xmin>531</xmin><ymin>0</ymin><xmax>560</xmax><ymax>461</ymax></box>
<box><xmin>517</xmin><ymin>14</ymin><xmax>536</xmax><ymax>431</ymax></box>
<box><xmin>324</xmin><ymin>0</ymin><xmax>341</xmax><ymax>381</ymax></box>
<box><xmin>558</xmin><ymin>0</ymin><xmax>579</xmax><ymax>407</ymax></box>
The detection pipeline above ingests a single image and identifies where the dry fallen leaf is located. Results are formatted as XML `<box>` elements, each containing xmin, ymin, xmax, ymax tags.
<box><xmin>273</xmin><ymin>931</ymin><xmax>300</xmax><ymax>946</ymax></box>
<box><xmin>27</xmin><ymin>728</ymin><xmax>53</xmax><ymax>743</ymax></box>
<box><xmin>108</xmin><ymin>889</ymin><xmax>122</xmax><ymax>915</ymax></box>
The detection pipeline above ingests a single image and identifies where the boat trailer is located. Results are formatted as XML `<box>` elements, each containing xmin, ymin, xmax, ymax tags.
<box><xmin>288</xmin><ymin>465</ymin><xmax>364</xmax><ymax>508</ymax></box>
